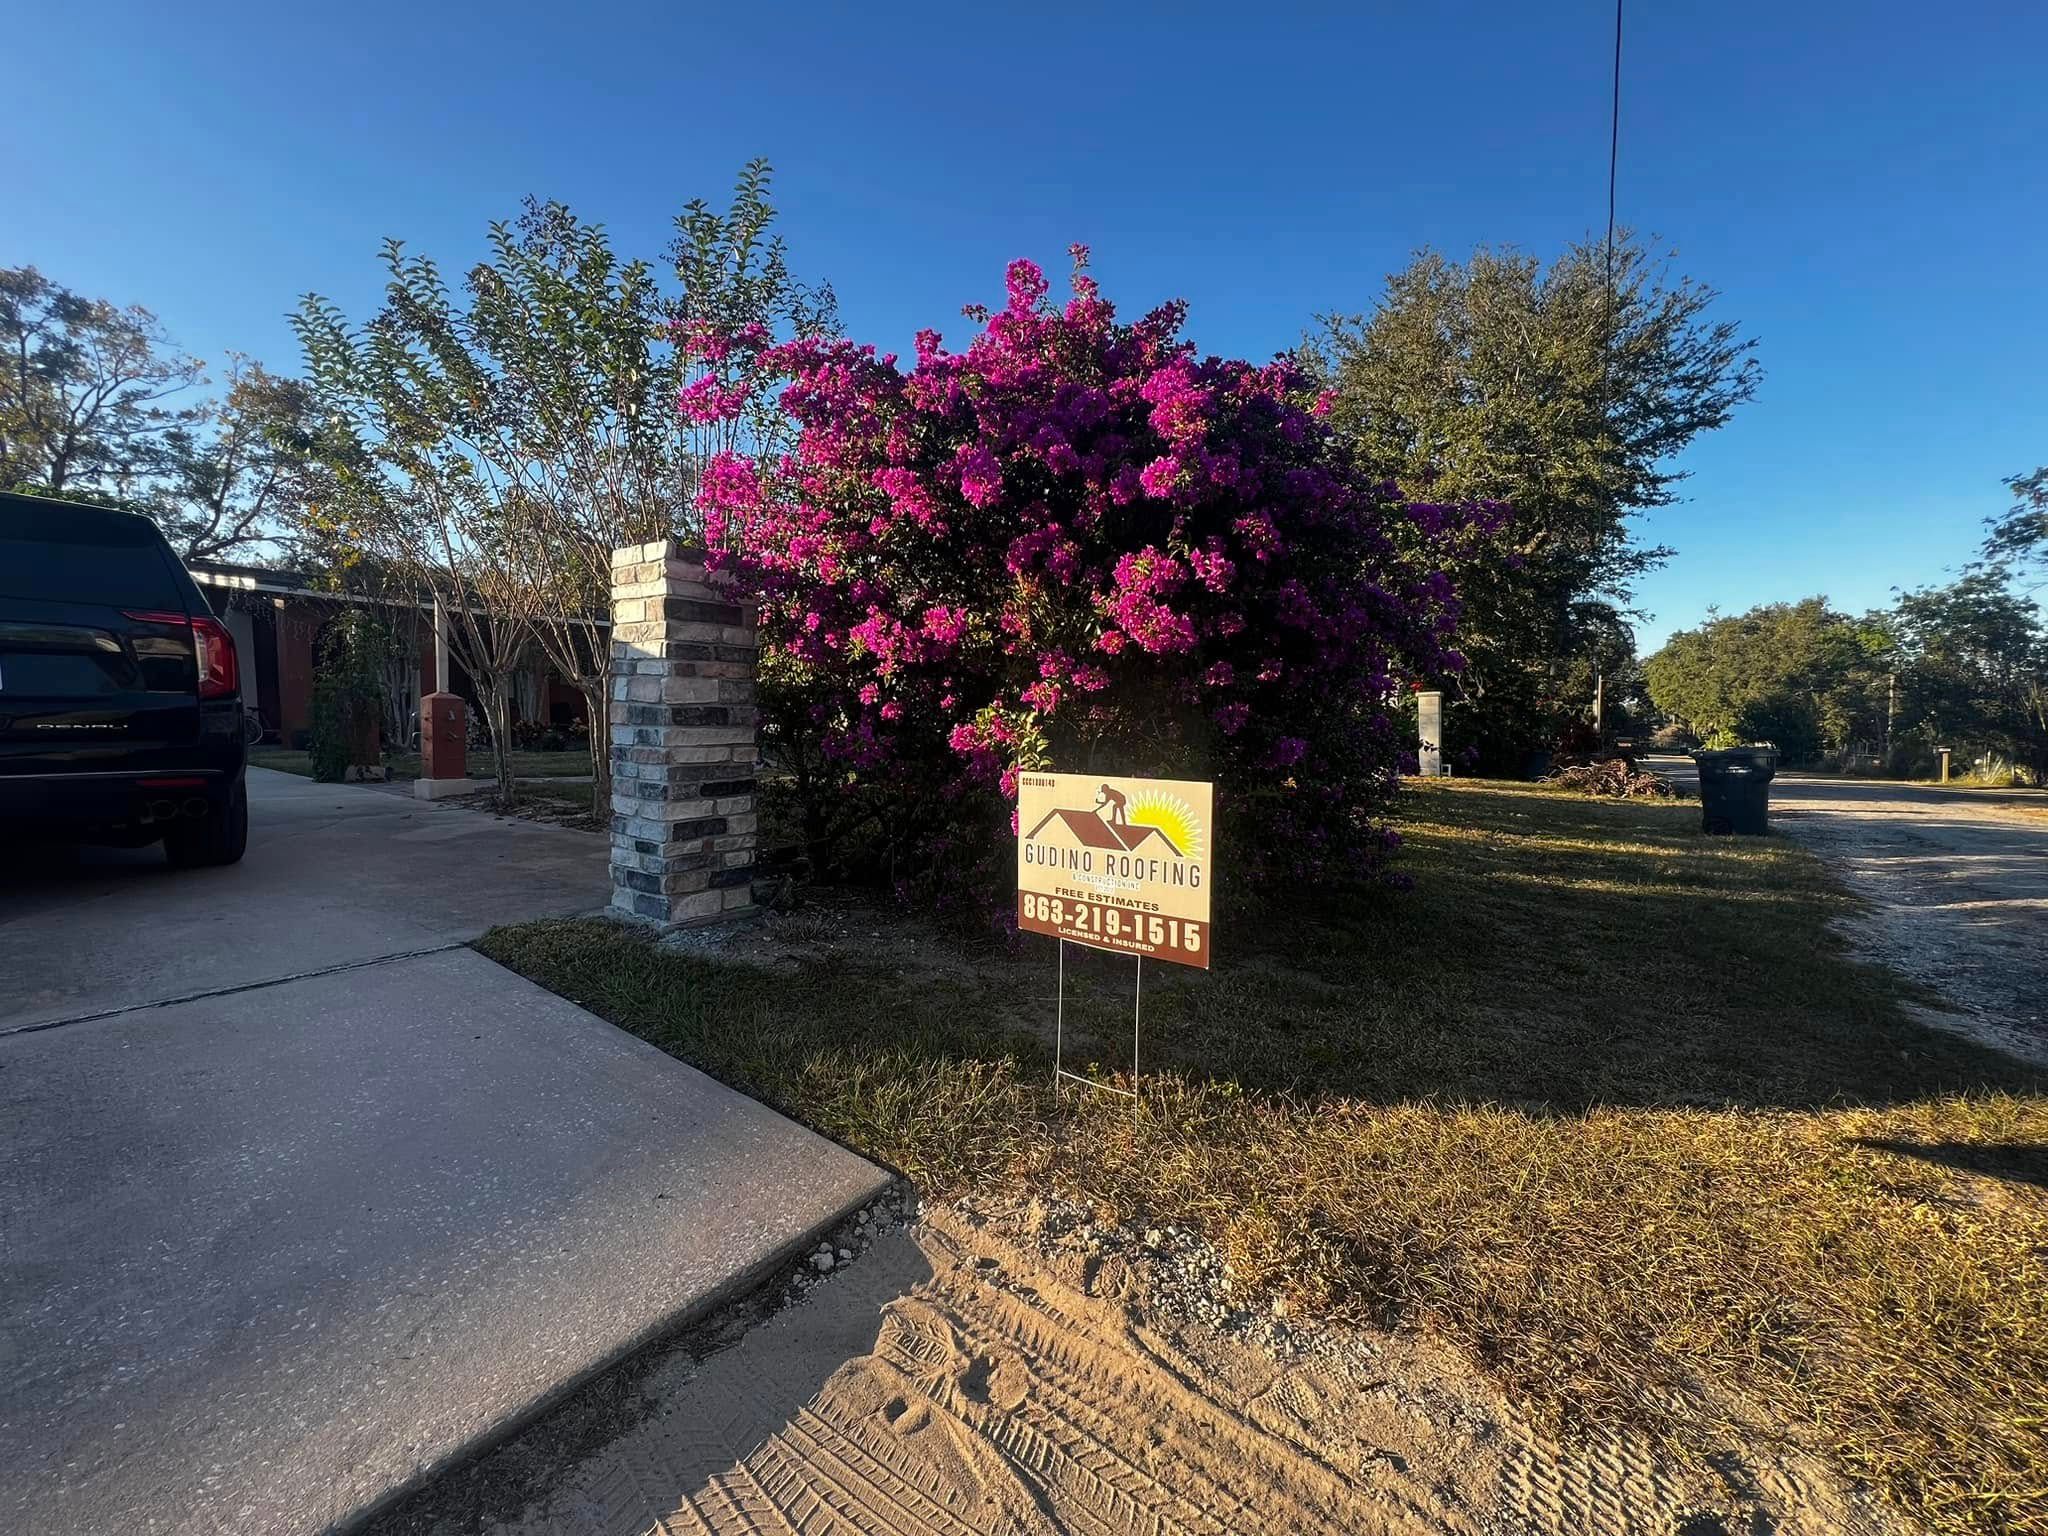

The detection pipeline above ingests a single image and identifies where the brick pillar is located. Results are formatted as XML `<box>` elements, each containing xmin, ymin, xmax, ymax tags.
<box><xmin>608</xmin><ymin>540</ymin><xmax>758</xmax><ymax>927</ymax></box>
<box><xmin>414</xmin><ymin>691</ymin><xmax>481</xmax><ymax>800</ymax></box>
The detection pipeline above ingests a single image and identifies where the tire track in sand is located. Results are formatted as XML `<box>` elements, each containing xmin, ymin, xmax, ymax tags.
<box><xmin>495</xmin><ymin>1204</ymin><xmax>1906</xmax><ymax>1536</ymax></box>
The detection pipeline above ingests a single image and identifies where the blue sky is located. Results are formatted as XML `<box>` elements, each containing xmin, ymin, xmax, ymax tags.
<box><xmin>7</xmin><ymin>1</ymin><xmax>2042</xmax><ymax>649</ymax></box>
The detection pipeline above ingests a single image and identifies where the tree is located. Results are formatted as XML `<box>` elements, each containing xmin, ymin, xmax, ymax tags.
<box><xmin>154</xmin><ymin>358</ymin><xmax>321</xmax><ymax>561</ymax></box>
<box><xmin>1985</xmin><ymin>467</ymin><xmax>2047</xmax><ymax>583</ymax></box>
<box><xmin>701</xmin><ymin>252</ymin><xmax>1478</xmax><ymax>912</ymax></box>
<box><xmin>292</xmin><ymin>267</ymin><xmax>549</xmax><ymax>807</ymax></box>
<box><xmin>453</xmin><ymin>200</ymin><xmax>679</xmax><ymax>808</ymax></box>
<box><xmin>1319</xmin><ymin>236</ymin><xmax>1760</xmax><ymax>770</ymax></box>
<box><xmin>1889</xmin><ymin>570</ymin><xmax>2047</xmax><ymax>781</ymax></box>
<box><xmin>1552</xmin><ymin>599</ymin><xmax>1644</xmax><ymax>744</ymax></box>
<box><xmin>1644</xmin><ymin>598</ymin><xmax>1890</xmax><ymax>762</ymax></box>
<box><xmin>668</xmin><ymin>160</ymin><xmax>838</xmax><ymax>487</ymax></box>
<box><xmin>3</xmin><ymin>266</ymin><xmax>313</xmax><ymax>561</ymax></box>
<box><xmin>293</xmin><ymin>162</ymin><xmax>830</xmax><ymax>810</ymax></box>
<box><xmin>1</xmin><ymin>265</ymin><xmax>203</xmax><ymax>499</ymax></box>
<box><xmin>474</xmin><ymin>167</ymin><xmax>831</xmax><ymax>804</ymax></box>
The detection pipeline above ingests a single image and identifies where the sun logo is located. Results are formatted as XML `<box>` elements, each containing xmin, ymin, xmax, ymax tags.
<box><xmin>1126</xmin><ymin>790</ymin><xmax>1204</xmax><ymax>861</ymax></box>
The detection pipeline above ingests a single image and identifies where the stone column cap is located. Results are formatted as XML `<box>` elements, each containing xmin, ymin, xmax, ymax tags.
<box><xmin>612</xmin><ymin>539</ymin><xmax>710</xmax><ymax>568</ymax></box>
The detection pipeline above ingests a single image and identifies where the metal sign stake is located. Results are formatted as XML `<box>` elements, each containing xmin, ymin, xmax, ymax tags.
<box><xmin>1053</xmin><ymin>940</ymin><xmax>1143</xmax><ymax>1104</ymax></box>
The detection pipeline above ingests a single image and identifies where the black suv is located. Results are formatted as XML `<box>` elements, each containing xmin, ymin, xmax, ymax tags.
<box><xmin>1</xmin><ymin>491</ymin><xmax>248</xmax><ymax>866</ymax></box>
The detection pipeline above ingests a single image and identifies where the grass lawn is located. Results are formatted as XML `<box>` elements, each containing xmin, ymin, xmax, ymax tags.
<box><xmin>248</xmin><ymin>748</ymin><xmax>590</xmax><ymax>781</ymax></box>
<box><xmin>478</xmin><ymin>780</ymin><xmax>2047</xmax><ymax>1535</ymax></box>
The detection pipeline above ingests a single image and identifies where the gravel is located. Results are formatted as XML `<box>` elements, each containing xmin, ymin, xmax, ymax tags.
<box><xmin>943</xmin><ymin>1192</ymin><xmax>1382</xmax><ymax>1373</ymax></box>
<box><xmin>779</xmin><ymin>1186</ymin><xmax>917</xmax><ymax>1299</ymax></box>
<box><xmin>770</xmin><ymin>1184</ymin><xmax>1383</xmax><ymax>1385</ymax></box>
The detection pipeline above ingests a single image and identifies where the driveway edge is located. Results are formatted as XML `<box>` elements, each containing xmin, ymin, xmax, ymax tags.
<box><xmin>330</xmin><ymin>1175</ymin><xmax>891</xmax><ymax>1536</ymax></box>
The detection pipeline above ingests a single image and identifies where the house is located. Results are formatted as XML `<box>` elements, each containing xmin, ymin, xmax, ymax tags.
<box><xmin>187</xmin><ymin>559</ymin><xmax>591</xmax><ymax>747</ymax></box>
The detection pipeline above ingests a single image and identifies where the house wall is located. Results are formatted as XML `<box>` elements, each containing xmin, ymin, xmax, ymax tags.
<box><xmin>187</xmin><ymin>567</ymin><xmax>609</xmax><ymax>746</ymax></box>
<box><xmin>275</xmin><ymin>601</ymin><xmax>323</xmax><ymax>743</ymax></box>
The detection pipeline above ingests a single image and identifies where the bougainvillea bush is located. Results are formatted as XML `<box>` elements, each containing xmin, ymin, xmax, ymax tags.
<box><xmin>691</xmin><ymin>251</ymin><xmax>1488</xmax><ymax>918</ymax></box>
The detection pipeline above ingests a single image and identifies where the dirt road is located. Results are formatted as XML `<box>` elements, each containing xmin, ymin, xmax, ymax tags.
<box><xmin>1766</xmin><ymin>775</ymin><xmax>2048</xmax><ymax>1065</ymax></box>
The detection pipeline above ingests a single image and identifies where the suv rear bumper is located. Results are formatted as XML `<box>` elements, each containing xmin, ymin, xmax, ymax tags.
<box><xmin>0</xmin><ymin>767</ymin><xmax>242</xmax><ymax>837</ymax></box>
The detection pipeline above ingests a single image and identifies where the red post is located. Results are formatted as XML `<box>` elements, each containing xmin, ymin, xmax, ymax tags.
<box><xmin>418</xmin><ymin>692</ymin><xmax>468</xmax><ymax>787</ymax></box>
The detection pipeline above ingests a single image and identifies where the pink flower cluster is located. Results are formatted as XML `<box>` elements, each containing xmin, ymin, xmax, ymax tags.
<box><xmin>698</xmin><ymin>252</ymin><xmax>1483</xmax><ymax>900</ymax></box>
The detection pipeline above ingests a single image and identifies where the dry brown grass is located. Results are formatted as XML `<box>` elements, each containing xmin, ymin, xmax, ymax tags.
<box><xmin>479</xmin><ymin>780</ymin><xmax>2048</xmax><ymax>1533</ymax></box>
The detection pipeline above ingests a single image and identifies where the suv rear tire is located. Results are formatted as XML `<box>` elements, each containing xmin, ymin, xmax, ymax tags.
<box><xmin>165</xmin><ymin>783</ymin><xmax>248</xmax><ymax>868</ymax></box>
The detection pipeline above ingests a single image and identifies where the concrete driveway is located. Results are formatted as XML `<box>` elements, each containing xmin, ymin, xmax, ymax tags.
<box><xmin>0</xmin><ymin>768</ymin><xmax>606</xmax><ymax>1032</ymax></box>
<box><xmin>0</xmin><ymin>769</ymin><xmax>888</xmax><ymax>1534</ymax></box>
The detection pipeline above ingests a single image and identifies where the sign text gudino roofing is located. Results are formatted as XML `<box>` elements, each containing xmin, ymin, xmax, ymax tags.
<box><xmin>1016</xmin><ymin>772</ymin><xmax>1213</xmax><ymax>969</ymax></box>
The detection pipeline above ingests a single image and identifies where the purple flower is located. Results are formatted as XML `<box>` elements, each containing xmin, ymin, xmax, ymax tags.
<box><xmin>954</xmin><ymin>444</ymin><xmax>1003</xmax><ymax>508</ymax></box>
<box><xmin>1139</xmin><ymin>455</ymin><xmax>1181</xmax><ymax>499</ymax></box>
<box><xmin>693</xmin><ymin>251</ymin><xmax>1479</xmax><ymax>916</ymax></box>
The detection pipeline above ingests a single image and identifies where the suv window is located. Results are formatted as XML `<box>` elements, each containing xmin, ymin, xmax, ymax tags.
<box><xmin>0</xmin><ymin>498</ymin><xmax>188</xmax><ymax>609</ymax></box>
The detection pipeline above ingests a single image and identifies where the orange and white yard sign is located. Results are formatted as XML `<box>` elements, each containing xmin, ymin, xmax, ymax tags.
<box><xmin>1016</xmin><ymin>772</ymin><xmax>1213</xmax><ymax>969</ymax></box>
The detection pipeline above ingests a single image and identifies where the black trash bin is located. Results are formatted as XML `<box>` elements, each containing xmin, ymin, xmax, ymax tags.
<box><xmin>1692</xmin><ymin>748</ymin><xmax>1778</xmax><ymax>835</ymax></box>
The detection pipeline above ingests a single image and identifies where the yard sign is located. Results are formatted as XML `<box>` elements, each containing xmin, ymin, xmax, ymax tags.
<box><xmin>1016</xmin><ymin>771</ymin><xmax>1213</xmax><ymax>969</ymax></box>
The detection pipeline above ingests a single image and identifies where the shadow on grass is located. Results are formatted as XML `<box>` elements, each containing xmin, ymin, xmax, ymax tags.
<box><xmin>484</xmin><ymin>782</ymin><xmax>2042</xmax><ymax>1124</ymax></box>
<box><xmin>1053</xmin><ymin>781</ymin><xmax>2039</xmax><ymax>1114</ymax></box>
<box><xmin>1857</xmin><ymin>1138</ymin><xmax>2048</xmax><ymax>1188</ymax></box>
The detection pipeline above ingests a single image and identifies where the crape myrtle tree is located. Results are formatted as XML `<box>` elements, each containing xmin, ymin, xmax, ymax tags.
<box><xmin>669</xmin><ymin>162</ymin><xmax>839</xmax><ymax>496</ymax></box>
<box><xmin>292</xmin><ymin>162</ymin><xmax>831</xmax><ymax>808</ymax></box>
<box><xmin>695</xmin><ymin>250</ymin><xmax>1486</xmax><ymax>915</ymax></box>
<box><xmin>473</xmin><ymin>165</ymin><xmax>834</xmax><ymax>806</ymax></box>
<box><xmin>438</xmin><ymin>199</ymin><xmax>673</xmax><ymax>805</ymax></box>
<box><xmin>1319</xmin><ymin>236</ymin><xmax>1760</xmax><ymax>771</ymax></box>
<box><xmin>293</xmin><ymin>265</ymin><xmax>547</xmax><ymax>806</ymax></box>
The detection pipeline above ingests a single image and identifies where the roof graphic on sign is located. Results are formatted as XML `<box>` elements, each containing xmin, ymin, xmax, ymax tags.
<box><xmin>1024</xmin><ymin>806</ymin><xmax>1184</xmax><ymax>857</ymax></box>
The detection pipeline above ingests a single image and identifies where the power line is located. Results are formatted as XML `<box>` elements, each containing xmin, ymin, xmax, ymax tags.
<box><xmin>1597</xmin><ymin>0</ymin><xmax>1624</xmax><ymax>735</ymax></box>
<box><xmin>1604</xmin><ymin>0</ymin><xmax>1623</xmax><ymax>395</ymax></box>
<box><xmin>1608</xmin><ymin>0</ymin><xmax>1623</xmax><ymax>272</ymax></box>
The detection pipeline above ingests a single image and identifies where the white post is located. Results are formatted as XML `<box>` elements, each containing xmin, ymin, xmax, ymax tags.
<box><xmin>432</xmin><ymin>596</ymin><xmax>451</xmax><ymax>695</ymax></box>
<box><xmin>1416</xmin><ymin>689</ymin><xmax>1444</xmax><ymax>778</ymax></box>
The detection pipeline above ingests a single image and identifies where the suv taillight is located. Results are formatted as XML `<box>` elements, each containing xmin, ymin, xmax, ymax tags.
<box><xmin>125</xmin><ymin>611</ymin><xmax>241</xmax><ymax>699</ymax></box>
<box><xmin>191</xmin><ymin>614</ymin><xmax>240</xmax><ymax>698</ymax></box>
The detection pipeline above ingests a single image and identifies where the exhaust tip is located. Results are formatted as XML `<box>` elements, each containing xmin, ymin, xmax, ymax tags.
<box><xmin>147</xmin><ymin>799</ymin><xmax>177</xmax><ymax>821</ymax></box>
<box><xmin>182</xmin><ymin>797</ymin><xmax>211</xmax><ymax>819</ymax></box>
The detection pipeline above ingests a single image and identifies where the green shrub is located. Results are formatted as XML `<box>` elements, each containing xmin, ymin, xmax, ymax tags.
<box><xmin>308</xmin><ymin>613</ymin><xmax>392</xmax><ymax>782</ymax></box>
